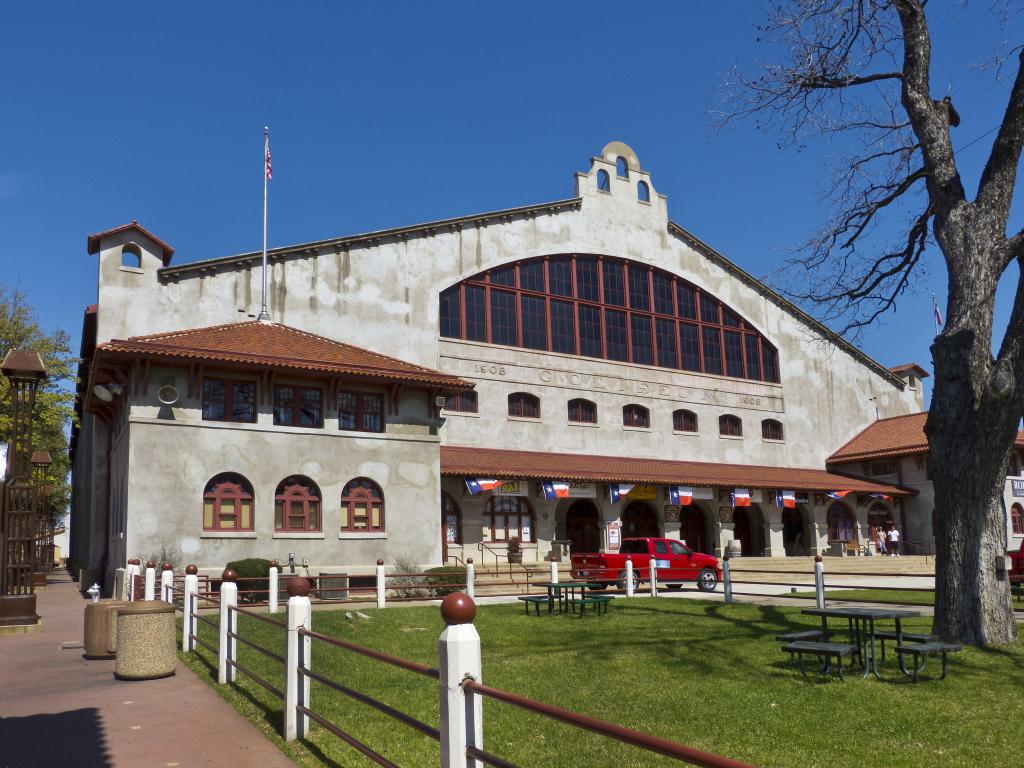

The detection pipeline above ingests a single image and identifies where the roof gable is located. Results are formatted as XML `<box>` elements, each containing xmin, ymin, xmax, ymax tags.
<box><xmin>87</xmin><ymin>220</ymin><xmax>175</xmax><ymax>263</ymax></box>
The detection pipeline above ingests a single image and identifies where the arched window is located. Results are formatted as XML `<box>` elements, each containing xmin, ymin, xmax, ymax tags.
<box><xmin>637</xmin><ymin>180</ymin><xmax>650</xmax><ymax>202</ymax></box>
<box><xmin>615</xmin><ymin>157</ymin><xmax>629</xmax><ymax>178</ymax></box>
<box><xmin>623</xmin><ymin>404</ymin><xmax>650</xmax><ymax>429</ymax></box>
<box><xmin>203</xmin><ymin>473</ymin><xmax>254</xmax><ymax>531</ymax></box>
<box><xmin>826</xmin><ymin>503</ymin><xmax>857</xmax><ymax>543</ymax></box>
<box><xmin>340</xmin><ymin>478</ymin><xmax>384</xmax><ymax>532</ymax></box>
<box><xmin>485</xmin><ymin>496</ymin><xmax>534</xmax><ymax>542</ymax></box>
<box><xmin>508</xmin><ymin>392</ymin><xmax>540</xmax><ymax>418</ymax></box>
<box><xmin>1012</xmin><ymin>502</ymin><xmax>1024</xmax><ymax>535</ymax></box>
<box><xmin>719</xmin><ymin>414</ymin><xmax>743</xmax><ymax>437</ymax></box>
<box><xmin>673</xmin><ymin>409</ymin><xmax>698</xmax><ymax>433</ymax></box>
<box><xmin>445</xmin><ymin>391</ymin><xmax>478</xmax><ymax>413</ymax></box>
<box><xmin>568</xmin><ymin>398</ymin><xmax>597</xmax><ymax>424</ymax></box>
<box><xmin>437</xmin><ymin>255</ymin><xmax>780</xmax><ymax>382</ymax></box>
<box><xmin>121</xmin><ymin>243</ymin><xmax>142</xmax><ymax>269</ymax></box>
<box><xmin>274</xmin><ymin>476</ymin><xmax>321</xmax><ymax>532</ymax></box>
<box><xmin>442</xmin><ymin>492</ymin><xmax>462</xmax><ymax>545</ymax></box>
<box><xmin>596</xmin><ymin>169</ymin><xmax>610</xmax><ymax>192</ymax></box>
<box><xmin>761</xmin><ymin>419</ymin><xmax>784</xmax><ymax>441</ymax></box>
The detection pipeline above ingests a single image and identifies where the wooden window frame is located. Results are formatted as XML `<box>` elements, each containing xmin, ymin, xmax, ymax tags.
<box><xmin>761</xmin><ymin>419</ymin><xmax>784</xmax><ymax>441</ymax></box>
<box><xmin>445</xmin><ymin>391</ymin><xmax>479</xmax><ymax>414</ymax></box>
<box><xmin>719</xmin><ymin>414</ymin><xmax>743</xmax><ymax>437</ymax></box>
<box><xmin>485</xmin><ymin>496</ymin><xmax>535</xmax><ymax>543</ymax></box>
<box><xmin>443</xmin><ymin>491</ymin><xmax>462</xmax><ymax>545</ymax></box>
<box><xmin>340</xmin><ymin>478</ymin><xmax>385</xmax><ymax>533</ymax></box>
<box><xmin>273</xmin><ymin>384</ymin><xmax>323</xmax><ymax>428</ymax></box>
<box><xmin>203</xmin><ymin>474</ymin><xmax>254</xmax><ymax>532</ymax></box>
<box><xmin>274</xmin><ymin>476</ymin><xmax>321</xmax><ymax>532</ymax></box>
<box><xmin>622</xmin><ymin>404</ymin><xmax>650</xmax><ymax>429</ymax></box>
<box><xmin>1011</xmin><ymin>502</ymin><xmax>1023</xmax><ymax>536</ymax></box>
<box><xmin>567</xmin><ymin>398</ymin><xmax>597</xmax><ymax>424</ymax></box>
<box><xmin>338</xmin><ymin>390</ymin><xmax>385</xmax><ymax>433</ymax></box>
<box><xmin>508</xmin><ymin>392</ymin><xmax>540</xmax><ymax>419</ymax></box>
<box><xmin>202</xmin><ymin>377</ymin><xmax>257</xmax><ymax>424</ymax></box>
<box><xmin>673</xmin><ymin>409</ymin><xmax>698</xmax><ymax>433</ymax></box>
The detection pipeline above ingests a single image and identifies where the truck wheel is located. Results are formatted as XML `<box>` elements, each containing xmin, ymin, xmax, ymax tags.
<box><xmin>616</xmin><ymin>570</ymin><xmax>638</xmax><ymax>592</ymax></box>
<box><xmin>697</xmin><ymin>568</ymin><xmax>718</xmax><ymax>592</ymax></box>
<box><xmin>666</xmin><ymin>584</ymin><xmax>682</xmax><ymax>591</ymax></box>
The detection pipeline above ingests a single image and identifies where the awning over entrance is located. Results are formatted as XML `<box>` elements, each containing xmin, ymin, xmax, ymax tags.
<box><xmin>440</xmin><ymin>445</ymin><xmax>913</xmax><ymax>496</ymax></box>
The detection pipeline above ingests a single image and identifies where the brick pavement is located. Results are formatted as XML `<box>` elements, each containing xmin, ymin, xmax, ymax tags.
<box><xmin>0</xmin><ymin>571</ymin><xmax>295</xmax><ymax>768</ymax></box>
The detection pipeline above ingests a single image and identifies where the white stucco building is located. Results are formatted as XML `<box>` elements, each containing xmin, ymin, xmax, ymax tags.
<box><xmin>73</xmin><ymin>141</ymin><xmax>989</xmax><ymax>590</ymax></box>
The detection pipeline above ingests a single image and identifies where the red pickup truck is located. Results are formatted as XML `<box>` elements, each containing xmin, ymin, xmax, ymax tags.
<box><xmin>570</xmin><ymin>537</ymin><xmax>722</xmax><ymax>592</ymax></box>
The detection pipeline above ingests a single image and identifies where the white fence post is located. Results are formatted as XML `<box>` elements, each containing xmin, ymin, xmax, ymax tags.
<box><xmin>649</xmin><ymin>557</ymin><xmax>658</xmax><ymax>598</ymax></box>
<box><xmin>285</xmin><ymin>577</ymin><xmax>313</xmax><ymax>741</ymax></box>
<box><xmin>219</xmin><ymin>569</ymin><xmax>238</xmax><ymax>685</ymax></box>
<box><xmin>183</xmin><ymin>565</ymin><xmax>199</xmax><ymax>652</ymax></box>
<box><xmin>723</xmin><ymin>555</ymin><xmax>733</xmax><ymax>604</ymax></box>
<box><xmin>268</xmin><ymin>561</ymin><xmax>280</xmax><ymax>613</ymax></box>
<box><xmin>814</xmin><ymin>555</ymin><xmax>826</xmax><ymax>609</ymax></box>
<box><xmin>126</xmin><ymin>559</ymin><xmax>140</xmax><ymax>601</ymax></box>
<box><xmin>465</xmin><ymin>558</ymin><xmax>475</xmax><ymax>600</ymax></box>
<box><xmin>549</xmin><ymin>558</ymin><xmax>558</xmax><ymax>584</ymax></box>
<box><xmin>625</xmin><ymin>558</ymin><xmax>635</xmax><ymax>597</ymax></box>
<box><xmin>161</xmin><ymin>563</ymin><xmax>174</xmax><ymax>603</ymax></box>
<box><xmin>376</xmin><ymin>558</ymin><xmax>386</xmax><ymax>609</ymax></box>
<box><xmin>439</xmin><ymin>593</ymin><xmax>483</xmax><ymax>768</ymax></box>
<box><xmin>144</xmin><ymin>561</ymin><xmax>156</xmax><ymax>601</ymax></box>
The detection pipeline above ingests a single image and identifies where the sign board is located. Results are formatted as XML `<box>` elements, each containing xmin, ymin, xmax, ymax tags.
<box><xmin>606</xmin><ymin>521</ymin><xmax>621</xmax><ymax>549</ymax></box>
<box><xmin>719</xmin><ymin>506</ymin><xmax>734</xmax><ymax>524</ymax></box>
<box><xmin>628</xmin><ymin>484</ymin><xmax>657</xmax><ymax>500</ymax></box>
<box><xmin>1012</xmin><ymin>479</ymin><xmax>1024</xmax><ymax>498</ymax></box>
<box><xmin>663</xmin><ymin>505</ymin><xmax>680</xmax><ymax>522</ymax></box>
<box><xmin>567</xmin><ymin>482</ymin><xmax>597</xmax><ymax>498</ymax></box>
<box><xmin>494</xmin><ymin>480</ymin><xmax>528</xmax><ymax>497</ymax></box>
<box><xmin>692</xmin><ymin>487</ymin><xmax>715</xmax><ymax>500</ymax></box>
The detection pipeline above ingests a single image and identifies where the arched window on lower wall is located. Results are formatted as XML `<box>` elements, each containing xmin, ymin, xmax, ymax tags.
<box><xmin>1011</xmin><ymin>502</ymin><xmax>1023</xmax><ymax>535</ymax></box>
<box><xmin>485</xmin><ymin>496</ymin><xmax>534</xmax><ymax>542</ymax></box>
<box><xmin>340</xmin><ymin>478</ymin><xmax>384</xmax><ymax>532</ymax></box>
<box><xmin>442</xmin><ymin>492</ymin><xmax>462</xmax><ymax>545</ymax></box>
<box><xmin>203</xmin><ymin>473</ymin><xmax>254</xmax><ymax>531</ymax></box>
<box><xmin>275</xmin><ymin>475</ymin><xmax>321</xmax><ymax>532</ymax></box>
<box><xmin>826</xmin><ymin>502</ymin><xmax>856</xmax><ymax>543</ymax></box>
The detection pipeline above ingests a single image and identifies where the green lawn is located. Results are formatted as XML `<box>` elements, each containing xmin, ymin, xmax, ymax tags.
<box><xmin>794</xmin><ymin>589</ymin><xmax>937</xmax><ymax>606</ymax></box>
<box><xmin>181</xmin><ymin>598</ymin><xmax>1024</xmax><ymax>768</ymax></box>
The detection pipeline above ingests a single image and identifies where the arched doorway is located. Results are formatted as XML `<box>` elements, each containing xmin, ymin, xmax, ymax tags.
<box><xmin>732</xmin><ymin>505</ymin><xmax>765</xmax><ymax>556</ymax></box>
<box><xmin>680</xmin><ymin>507</ymin><xmax>709</xmax><ymax>554</ymax></box>
<box><xmin>441</xmin><ymin>492</ymin><xmax>461</xmax><ymax>562</ymax></box>
<box><xmin>782</xmin><ymin>507</ymin><xmax>808</xmax><ymax>556</ymax></box>
<box><xmin>565</xmin><ymin>500</ymin><xmax>600</xmax><ymax>554</ymax></box>
<box><xmin>622</xmin><ymin>502</ymin><xmax>659</xmax><ymax>538</ymax></box>
<box><xmin>867</xmin><ymin>503</ymin><xmax>893</xmax><ymax>553</ymax></box>
<box><xmin>826</xmin><ymin>502</ymin><xmax>857</xmax><ymax>550</ymax></box>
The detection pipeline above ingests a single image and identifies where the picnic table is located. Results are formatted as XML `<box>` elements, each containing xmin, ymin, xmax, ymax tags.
<box><xmin>800</xmin><ymin>606</ymin><xmax>922</xmax><ymax>678</ymax></box>
<box><xmin>528</xmin><ymin>581</ymin><xmax>609</xmax><ymax>615</ymax></box>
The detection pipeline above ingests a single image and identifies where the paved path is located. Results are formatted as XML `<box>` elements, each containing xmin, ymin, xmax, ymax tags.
<box><xmin>0</xmin><ymin>571</ymin><xmax>295</xmax><ymax>768</ymax></box>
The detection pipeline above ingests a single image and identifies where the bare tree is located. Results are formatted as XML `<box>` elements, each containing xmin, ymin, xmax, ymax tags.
<box><xmin>716</xmin><ymin>0</ymin><xmax>1023</xmax><ymax>645</ymax></box>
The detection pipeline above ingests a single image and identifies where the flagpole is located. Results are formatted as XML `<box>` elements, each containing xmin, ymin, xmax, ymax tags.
<box><xmin>931</xmin><ymin>292</ymin><xmax>941</xmax><ymax>338</ymax></box>
<box><xmin>258</xmin><ymin>126</ymin><xmax>271</xmax><ymax>321</ymax></box>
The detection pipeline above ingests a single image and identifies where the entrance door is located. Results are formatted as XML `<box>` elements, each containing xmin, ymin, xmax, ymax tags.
<box><xmin>782</xmin><ymin>508</ymin><xmax>805</xmax><ymax>556</ymax></box>
<box><xmin>733</xmin><ymin>508</ymin><xmax>753</xmax><ymax>556</ymax></box>
<box><xmin>565</xmin><ymin>500</ymin><xmax>600</xmax><ymax>554</ymax></box>
<box><xmin>680</xmin><ymin>508</ymin><xmax>708</xmax><ymax>554</ymax></box>
<box><xmin>622</xmin><ymin>502</ymin><xmax>659</xmax><ymax>539</ymax></box>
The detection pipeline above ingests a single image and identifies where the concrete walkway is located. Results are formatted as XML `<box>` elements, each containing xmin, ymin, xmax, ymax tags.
<box><xmin>0</xmin><ymin>571</ymin><xmax>295</xmax><ymax>768</ymax></box>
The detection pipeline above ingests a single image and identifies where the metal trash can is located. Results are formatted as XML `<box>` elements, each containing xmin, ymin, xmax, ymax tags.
<box><xmin>84</xmin><ymin>599</ymin><xmax>127</xmax><ymax>659</ymax></box>
<box><xmin>114</xmin><ymin>601</ymin><xmax>177</xmax><ymax>680</ymax></box>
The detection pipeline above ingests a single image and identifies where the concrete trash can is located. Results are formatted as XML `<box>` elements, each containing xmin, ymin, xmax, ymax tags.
<box><xmin>114</xmin><ymin>601</ymin><xmax>177</xmax><ymax>680</ymax></box>
<box><xmin>84</xmin><ymin>599</ymin><xmax>128</xmax><ymax>659</ymax></box>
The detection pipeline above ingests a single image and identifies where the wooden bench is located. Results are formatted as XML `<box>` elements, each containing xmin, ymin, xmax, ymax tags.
<box><xmin>874</xmin><ymin>630</ymin><xmax>937</xmax><ymax>661</ymax></box>
<box><xmin>1011</xmin><ymin>583</ymin><xmax>1023</xmax><ymax>603</ymax></box>
<box><xmin>775</xmin><ymin>629</ymin><xmax>827</xmax><ymax>642</ymax></box>
<box><xmin>896</xmin><ymin>642</ymin><xmax>962</xmax><ymax>681</ymax></box>
<box><xmin>517</xmin><ymin>595</ymin><xmax>550</xmax><ymax>616</ymax></box>
<box><xmin>569</xmin><ymin>595</ymin><xmax>613</xmax><ymax>616</ymax></box>
<box><xmin>782</xmin><ymin>641</ymin><xmax>857</xmax><ymax>679</ymax></box>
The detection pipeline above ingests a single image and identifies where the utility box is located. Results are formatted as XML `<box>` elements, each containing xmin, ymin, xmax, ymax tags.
<box><xmin>84</xmin><ymin>600</ymin><xmax>128</xmax><ymax>659</ymax></box>
<box><xmin>317</xmin><ymin>572</ymin><xmax>349</xmax><ymax>600</ymax></box>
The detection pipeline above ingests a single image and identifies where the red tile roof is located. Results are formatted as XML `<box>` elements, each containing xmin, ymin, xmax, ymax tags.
<box><xmin>441</xmin><ymin>445</ymin><xmax>913</xmax><ymax>495</ymax></box>
<box><xmin>829</xmin><ymin>411</ymin><xmax>1024</xmax><ymax>463</ymax></box>
<box><xmin>97</xmin><ymin>320</ymin><xmax>471</xmax><ymax>389</ymax></box>
<box><xmin>888</xmin><ymin>363</ymin><xmax>929</xmax><ymax>378</ymax></box>
<box><xmin>87</xmin><ymin>221</ymin><xmax>175</xmax><ymax>263</ymax></box>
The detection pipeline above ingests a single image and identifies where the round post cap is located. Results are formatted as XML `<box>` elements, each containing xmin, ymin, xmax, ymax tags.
<box><xmin>815</xmin><ymin>555</ymin><xmax>823</xmax><ymax>562</ymax></box>
<box><xmin>723</xmin><ymin>554</ymin><xmax>730</xmax><ymax>561</ymax></box>
<box><xmin>287</xmin><ymin>576</ymin><xmax>312</xmax><ymax>597</ymax></box>
<box><xmin>466</xmin><ymin>558</ymin><xmax>473</xmax><ymax>564</ymax></box>
<box><xmin>145</xmin><ymin>560</ymin><xmax>156</xmax><ymax>569</ymax></box>
<box><xmin>440</xmin><ymin>592</ymin><xmax>476</xmax><ymax>625</ymax></box>
<box><xmin>161</xmin><ymin>562</ymin><xmax>173</xmax><ymax>571</ymax></box>
<box><xmin>270</xmin><ymin>560</ymin><xmax>279</xmax><ymax>568</ymax></box>
<box><xmin>185</xmin><ymin>564</ymin><xmax>199</xmax><ymax>575</ymax></box>
<box><xmin>221</xmin><ymin>569</ymin><xmax>238</xmax><ymax>583</ymax></box>
<box><xmin>376</xmin><ymin>559</ymin><xmax>385</xmax><ymax>566</ymax></box>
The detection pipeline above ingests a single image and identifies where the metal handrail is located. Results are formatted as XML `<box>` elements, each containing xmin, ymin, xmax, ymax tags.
<box><xmin>227</xmin><ymin>658</ymin><xmax>285</xmax><ymax>700</ymax></box>
<box><xmin>298</xmin><ymin>627</ymin><xmax>439</xmax><ymax>679</ymax></box>
<box><xmin>297</xmin><ymin>706</ymin><xmax>400</xmax><ymax>768</ymax></box>
<box><xmin>477</xmin><ymin>541</ymin><xmax>503</xmax><ymax>570</ymax></box>
<box><xmin>231</xmin><ymin>604</ymin><xmax>287</xmax><ymax>628</ymax></box>
<box><xmin>227</xmin><ymin>629</ymin><xmax>285</xmax><ymax>665</ymax></box>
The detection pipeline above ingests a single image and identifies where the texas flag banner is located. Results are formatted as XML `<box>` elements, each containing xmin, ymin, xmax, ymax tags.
<box><xmin>669</xmin><ymin>486</ymin><xmax>693</xmax><ymax>506</ymax></box>
<box><xmin>870</xmin><ymin>493</ymin><xmax>892</xmax><ymax>502</ymax></box>
<box><xmin>542</xmin><ymin>481</ymin><xmax>571</xmax><ymax>500</ymax></box>
<box><xmin>775</xmin><ymin>490</ymin><xmax>797</xmax><ymax>508</ymax></box>
<box><xmin>827</xmin><ymin>490</ymin><xmax>852</xmax><ymax>500</ymax></box>
<box><xmin>731</xmin><ymin>488</ymin><xmax>751</xmax><ymax>508</ymax></box>
<box><xmin>465</xmin><ymin>478</ymin><xmax>502</xmax><ymax>495</ymax></box>
<box><xmin>608</xmin><ymin>483</ymin><xmax>635</xmax><ymax>504</ymax></box>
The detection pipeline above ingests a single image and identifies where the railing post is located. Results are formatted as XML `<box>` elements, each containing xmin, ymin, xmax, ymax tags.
<box><xmin>723</xmin><ymin>554</ymin><xmax>733</xmax><ymax>604</ymax></box>
<box><xmin>268</xmin><ymin>560</ymin><xmax>280</xmax><ymax>614</ymax></box>
<box><xmin>183</xmin><ymin>565</ymin><xmax>199</xmax><ymax>652</ymax></box>
<box><xmin>438</xmin><ymin>593</ymin><xmax>483</xmax><ymax>768</ymax></box>
<box><xmin>465</xmin><ymin>558</ymin><xmax>475</xmax><ymax>600</ymax></box>
<box><xmin>648</xmin><ymin>557</ymin><xmax>658</xmax><ymax>598</ymax></box>
<box><xmin>126</xmin><ymin>559</ymin><xmax>140</xmax><ymax>601</ymax></box>
<box><xmin>285</xmin><ymin>577</ymin><xmax>313</xmax><ymax>741</ymax></box>
<box><xmin>160</xmin><ymin>562</ymin><xmax>174</xmax><ymax>603</ymax></box>
<box><xmin>625</xmin><ymin>558</ymin><xmax>635</xmax><ymax>597</ymax></box>
<box><xmin>376</xmin><ymin>558</ymin><xmax>386</xmax><ymax>609</ymax></box>
<box><xmin>144</xmin><ymin>560</ymin><xmax>157</xmax><ymax>601</ymax></box>
<box><xmin>549</xmin><ymin>558</ymin><xmax>558</xmax><ymax>584</ymax></box>
<box><xmin>219</xmin><ymin>569</ymin><xmax>238</xmax><ymax>685</ymax></box>
<box><xmin>814</xmin><ymin>555</ymin><xmax>826</xmax><ymax>609</ymax></box>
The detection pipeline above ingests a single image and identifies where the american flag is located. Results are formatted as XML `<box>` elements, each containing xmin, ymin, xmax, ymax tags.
<box><xmin>265</xmin><ymin>133</ymin><xmax>272</xmax><ymax>181</ymax></box>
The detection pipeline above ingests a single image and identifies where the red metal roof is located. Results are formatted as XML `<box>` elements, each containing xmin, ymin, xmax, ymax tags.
<box><xmin>97</xmin><ymin>320</ymin><xmax>471</xmax><ymax>389</ymax></box>
<box><xmin>888</xmin><ymin>363</ymin><xmax>929</xmax><ymax>378</ymax></box>
<box><xmin>441</xmin><ymin>445</ymin><xmax>913</xmax><ymax>495</ymax></box>
<box><xmin>86</xmin><ymin>221</ymin><xmax>175</xmax><ymax>263</ymax></box>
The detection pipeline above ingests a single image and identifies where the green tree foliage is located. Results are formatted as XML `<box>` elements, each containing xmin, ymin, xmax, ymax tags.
<box><xmin>0</xmin><ymin>286</ymin><xmax>76</xmax><ymax>524</ymax></box>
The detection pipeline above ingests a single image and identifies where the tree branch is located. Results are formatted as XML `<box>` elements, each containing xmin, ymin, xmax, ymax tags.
<box><xmin>794</xmin><ymin>71</ymin><xmax>904</xmax><ymax>89</ymax></box>
<box><xmin>976</xmin><ymin>47</ymin><xmax>1024</xmax><ymax>222</ymax></box>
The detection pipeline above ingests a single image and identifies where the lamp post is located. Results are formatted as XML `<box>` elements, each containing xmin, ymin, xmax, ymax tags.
<box><xmin>1</xmin><ymin>349</ymin><xmax>47</xmax><ymax>628</ymax></box>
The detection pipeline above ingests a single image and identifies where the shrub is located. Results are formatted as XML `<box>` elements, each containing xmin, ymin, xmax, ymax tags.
<box><xmin>226</xmin><ymin>557</ymin><xmax>273</xmax><ymax>603</ymax></box>
<box><xmin>389</xmin><ymin>554</ymin><xmax>427</xmax><ymax>598</ymax></box>
<box><xmin>424</xmin><ymin>566</ymin><xmax>466</xmax><ymax>597</ymax></box>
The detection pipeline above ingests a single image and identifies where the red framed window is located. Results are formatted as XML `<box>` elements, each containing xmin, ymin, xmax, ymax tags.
<box><xmin>202</xmin><ymin>378</ymin><xmax>256</xmax><ymax>423</ymax></box>
<box><xmin>827</xmin><ymin>503</ymin><xmax>857</xmax><ymax>543</ymax></box>
<box><xmin>438</xmin><ymin>254</ymin><xmax>780</xmax><ymax>382</ymax></box>
<box><xmin>508</xmin><ymin>392</ymin><xmax>540</xmax><ymax>418</ymax></box>
<box><xmin>443</xmin><ymin>492</ymin><xmax>462</xmax><ymax>544</ymax></box>
<box><xmin>761</xmin><ymin>419</ymin><xmax>784</xmax><ymax>441</ymax></box>
<box><xmin>673</xmin><ymin>409</ymin><xmax>698</xmax><ymax>433</ymax></box>
<box><xmin>568</xmin><ymin>398</ymin><xmax>597</xmax><ymax>424</ymax></box>
<box><xmin>445</xmin><ymin>391</ymin><xmax>478</xmax><ymax>413</ymax></box>
<box><xmin>1011</xmin><ymin>503</ymin><xmax>1023</xmax><ymax>536</ymax></box>
<box><xmin>273</xmin><ymin>385</ymin><xmax>322</xmax><ymax>428</ymax></box>
<box><xmin>485</xmin><ymin>496</ymin><xmax>535</xmax><ymax>542</ymax></box>
<box><xmin>203</xmin><ymin>473</ymin><xmax>254</xmax><ymax>531</ymax></box>
<box><xmin>338</xmin><ymin>391</ymin><xmax>384</xmax><ymax>432</ymax></box>
<box><xmin>719</xmin><ymin>414</ymin><xmax>743</xmax><ymax>437</ymax></box>
<box><xmin>274</xmin><ymin>476</ymin><xmax>321</xmax><ymax>532</ymax></box>
<box><xmin>340</xmin><ymin>478</ymin><xmax>384</xmax><ymax>532</ymax></box>
<box><xmin>623</xmin><ymin>404</ymin><xmax>650</xmax><ymax>428</ymax></box>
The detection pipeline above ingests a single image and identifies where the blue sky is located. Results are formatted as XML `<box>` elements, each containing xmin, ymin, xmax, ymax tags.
<box><xmin>2</xmin><ymin>2</ymin><xmax>1021</xmax><ymax>406</ymax></box>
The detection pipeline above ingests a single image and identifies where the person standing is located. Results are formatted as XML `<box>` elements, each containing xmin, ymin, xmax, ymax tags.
<box><xmin>877</xmin><ymin>528</ymin><xmax>887</xmax><ymax>555</ymax></box>
<box><xmin>886</xmin><ymin>525</ymin><xmax>900</xmax><ymax>556</ymax></box>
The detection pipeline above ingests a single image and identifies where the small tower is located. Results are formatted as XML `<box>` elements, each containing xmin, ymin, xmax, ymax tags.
<box><xmin>576</xmin><ymin>141</ymin><xmax>668</xmax><ymax>226</ymax></box>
